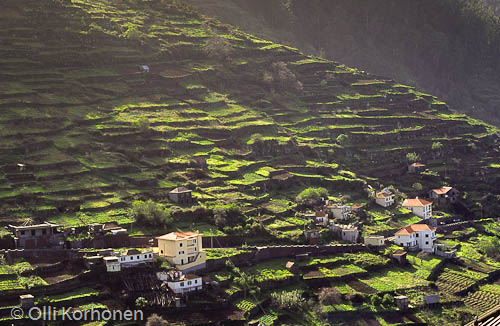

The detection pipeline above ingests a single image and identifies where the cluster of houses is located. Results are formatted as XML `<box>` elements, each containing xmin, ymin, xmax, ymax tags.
<box><xmin>303</xmin><ymin>184</ymin><xmax>460</xmax><ymax>254</ymax></box>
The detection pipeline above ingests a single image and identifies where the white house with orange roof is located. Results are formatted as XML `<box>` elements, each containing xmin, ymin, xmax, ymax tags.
<box><xmin>402</xmin><ymin>197</ymin><xmax>433</xmax><ymax>219</ymax></box>
<box><xmin>375</xmin><ymin>188</ymin><xmax>394</xmax><ymax>207</ymax></box>
<box><xmin>429</xmin><ymin>186</ymin><xmax>459</xmax><ymax>205</ymax></box>
<box><xmin>395</xmin><ymin>224</ymin><xmax>436</xmax><ymax>253</ymax></box>
<box><xmin>156</xmin><ymin>232</ymin><xmax>206</xmax><ymax>273</ymax></box>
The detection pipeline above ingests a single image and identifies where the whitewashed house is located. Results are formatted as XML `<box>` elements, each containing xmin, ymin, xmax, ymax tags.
<box><xmin>329</xmin><ymin>224</ymin><xmax>358</xmax><ymax>243</ymax></box>
<box><xmin>402</xmin><ymin>198</ymin><xmax>432</xmax><ymax>219</ymax></box>
<box><xmin>364</xmin><ymin>236</ymin><xmax>385</xmax><ymax>246</ymax></box>
<box><xmin>315</xmin><ymin>211</ymin><xmax>329</xmax><ymax>226</ymax></box>
<box><xmin>103</xmin><ymin>249</ymin><xmax>154</xmax><ymax>272</ymax></box>
<box><xmin>157</xmin><ymin>271</ymin><xmax>202</xmax><ymax>295</ymax></box>
<box><xmin>375</xmin><ymin>189</ymin><xmax>394</xmax><ymax>207</ymax></box>
<box><xmin>326</xmin><ymin>204</ymin><xmax>351</xmax><ymax>220</ymax></box>
<box><xmin>118</xmin><ymin>249</ymin><xmax>154</xmax><ymax>267</ymax></box>
<box><xmin>394</xmin><ymin>224</ymin><xmax>436</xmax><ymax>253</ymax></box>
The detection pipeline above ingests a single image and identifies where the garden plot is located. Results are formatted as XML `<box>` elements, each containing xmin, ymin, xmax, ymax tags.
<box><xmin>357</xmin><ymin>267</ymin><xmax>429</xmax><ymax>292</ymax></box>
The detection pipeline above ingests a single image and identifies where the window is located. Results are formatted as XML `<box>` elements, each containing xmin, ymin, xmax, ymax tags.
<box><xmin>149</xmin><ymin>254</ymin><xmax>152</xmax><ymax>258</ymax></box>
<box><xmin>42</xmin><ymin>229</ymin><xmax>47</xmax><ymax>235</ymax></box>
<box><xmin>130</xmin><ymin>256</ymin><xmax>133</xmax><ymax>260</ymax></box>
<box><xmin>425</xmin><ymin>241</ymin><xmax>429</xmax><ymax>245</ymax></box>
<box><xmin>416</xmin><ymin>233</ymin><xmax>419</xmax><ymax>237</ymax></box>
<box><xmin>180</xmin><ymin>282</ymin><xmax>184</xmax><ymax>287</ymax></box>
<box><xmin>31</xmin><ymin>230</ymin><xmax>36</xmax><ymax>236</ymax></box>
<box><xmin>137</xmin><ymin>255</ymin><xmax>140</xmax><ymax>259</ymax></box>
<box><xmin>188</xmin><ymin>281</ymin><xmax>192</xmax><ymax>285</ymax></box>
<box><xmin>425</xmin><ymin>234</ymin><xmax>429</xmax><ymax>238</ymax></box>
<box><xmin>161</xmin><ymin>250</ymin><xmax>163</xmax><ymax>254</ymax></box>
<box><xmin>20</xmin><ymin>231</ymin><xmax>25</xmax><ymax>236</ymax></box>
<box><xmin>180</xmin><ymin>243</ymin><xmax>183</xmax><ymax>247</ymax></box>
<box><xmin>193</xmin><ymin>239</ymin><xmax>196</xmax><ymax>243</ymax></box>
<box><xmin>194</xmin><ymin>280</ymin><xmax>197</xmax><ymax>284</ymax></box>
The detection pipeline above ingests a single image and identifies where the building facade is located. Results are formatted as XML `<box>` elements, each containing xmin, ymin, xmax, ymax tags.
<box><xmin>375</xmin><ymin>189</ymin><xmax>394</xmax><ymax>207</ymax></box>
<box><xmin>402</xmin><ymin>198</ymin><xmax>433</xmax><ymax>219</ymax></box>
<box><xmin>156</xmin><ymin>232</ymin><xmax>206</xmax><ymax>273</ymax></box>
<box><xmin>395</xmin><ymin>224</ymin><xmax>436</xmax><ymax>253</ymax></box>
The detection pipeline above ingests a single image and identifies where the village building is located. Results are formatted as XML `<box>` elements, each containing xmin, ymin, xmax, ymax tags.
<box><xmin>375</xmin><ymin>188</ymin><xmax>394</xmax><ymax>207</ymax></box>
<box><xmin>168</xmin><ymin>187</ymin><xmax>194</xmax><ymax>205</ymax></box>
<box><xmin>364</xmin><ymin>236</ymin><xmax>385</xmax><ymax>246</ymax></box>
<box><xmin>329</xmin><ymin>224</ymin><xmax>359</xmax><ymax>243</ymax></box>
<box><xmin>326</xmin><ymin>204</ymin><xmax>351</xmax><ymax>220</ymax></box>
<box><xmin>351</xmin><ymin>203</ymin><xmax>365</xmax><ymax>215</ymax></box>
<box><xmin>304</xmin><ymin>228</ymin><xmax>320</xmax><ymax>245</ymax></box>
<box><xmin>402</xmin><ymin>197</ymin><xmax>433</xmax><ymax>219</ymax></box>
<box><xmin>9</xmin><ymin>222</ymin><xmax>64</xmax><ymax>249</ymax></box>
<box><xmin>156</xmin><ymin>232</ymin><xmax>206</xmax><ymax>273</ymax></box>
<box><xmin>103</xmin><ymin>249</ymin><xmax>154</xmax><ymax>272</ymax></box>
<box><xmin>157</xmin><ymin>271</ymin><xmax>202</xmax><ymax>295</ymax></box>
<box><xmin>408</xmin><ymin>162</ymin><xmax>426</xmax><ymax>173</ymax></box>
<box><xmin>429</xmin><ymin>186</ymin><xmax>460</xmax><ymax>205</ymax></box>
<box><xmin>315</xmin><ymin>211</ymin><xmax>329</xmax><ymax>226</ymax></box>
<box><xmin>394</xmin><ymin>224</ymin><xmax>436</xmax><ymax>253</ymax></box>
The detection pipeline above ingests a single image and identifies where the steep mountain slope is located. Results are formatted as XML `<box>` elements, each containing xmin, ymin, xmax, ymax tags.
<box><xmin>0</xmin><ymin>0</ymin><xmax>498</xmax><ymax>233</ymax></box>
<box><xmin>187</xmin><ymin>0</ymin><xmax>500</xmax><ymax>127</ymax></box>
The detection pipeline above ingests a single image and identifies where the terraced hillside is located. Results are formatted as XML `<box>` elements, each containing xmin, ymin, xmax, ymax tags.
<box><xmin>0</xmin><ymin>0</ymin><xmax>498</xmax><ymax>231</ymax></box>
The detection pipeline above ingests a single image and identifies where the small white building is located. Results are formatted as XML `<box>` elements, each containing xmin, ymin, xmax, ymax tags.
<box><xmin>103</xmin><ymin>257</ymin><xmax>121</xmax><ymax>272</ymax></box>
<box><xmin>329</xmin><ymin>224</ymin><xmax>358</xmax><ymax>243</ymax></box>
<box><xmin>364</xmin><ymin>236</ymin><xmax>385</xmax><ymax>246</ymax></box>
<box><xmin>103</xmin><ymin>249</ymin><xmax>154</xmax><ymax>272</ymax></box>
<box><xmin>157</xmin><ymin>271</ymin><xmax>202</xmax><ymax>295</ymax></box>
<box><xmin>326</xmin><ymin>204</ymin><xmax>351</xmax><ymax>220</ymax></box>
<box><xmin>315</xmin><ymin>211</ymin><xmax>329</xmax><ymax>226</ymax></box>
<box><xmin>375</xmin><ymin>189</ymin><xmax>394</xmax><ymax>207</ymax></box>
<box><xmin>118</xmin><ymin>249</ymin><xmax>154</xmax><ymax>267</ymax></box>
<box><xmin>394</xmin><ymin>224</ymin><xmax>436</xmax><ymax>253</ymax></box>
<box><xmin>402</xmin><ymin>198</ymin><xmax>432</xmax><ymax>219</ymax></box>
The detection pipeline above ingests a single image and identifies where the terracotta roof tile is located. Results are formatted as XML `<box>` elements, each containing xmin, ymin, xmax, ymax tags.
<box><xmin>395</xmin><ymin>224</ymin><xmax>436</xmax><ymax>235</ymax></box>
<box><xmin>402</xmin><ymin>198</ymin><xmax>432</xmax><ymax>207</ymax></box>
<box><xmin>431</xmin><ymin>187</ymin><xmax>453</xmax><ymax>195</ymax></box>
<box><xmin>156</xmin><ymin>231</ymin><xmax>200</xmax><ymax>240</ymax></box>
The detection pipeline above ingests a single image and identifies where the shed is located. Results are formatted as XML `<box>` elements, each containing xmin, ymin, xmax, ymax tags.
<box><xmin>394</xmin><ymin>295</ymin><xmax>409</xmax><ymax>311</ymax></box>
<box><xmin>424</xmin><ymin>294</ymin><xmax>440</xmax><ymax>307</ymax></box>
<box><xmin>20</xmin><ymin>294</ymin><xmax>35</xmax><ymax>308</ymax></box>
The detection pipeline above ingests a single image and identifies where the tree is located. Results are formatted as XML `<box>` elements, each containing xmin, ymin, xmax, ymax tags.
<box><xmin>203</xmin><ymin>36</ymin><xmax>234</xmax><ymax>62</ymax></box>
<box><xmin>271</xmin><ymin>289</ymin><xmax>306</xmax><ymax>311</ymax></box>
<box><xmin>432</xmin><ymin>141</ymin><xmax>443</xmax><ymax>151</ymax></box>
<box><xmin>134</xmin><ymin>117</ymin><xmax>150</xmax><ymax>133</ymax></box>
<box><xmin>146</xmin><ymin>314</ymin><xmax>169</xmax><ymax>326</ymax></box>
<box><xmin>135</xmin><ymin>297</ymin><xmax>148</xmax><ymax>309</ymax></box>
<box><xmin>318</xmin><ymin>287</ymin><xmax>342</xmax><ymax>305</ymax></box>
<box><xmin>406</xmin><ymin>152</ymin><xmax>420</xmax><ymax>163</ymax></box>
<box><xmin>296</xmin><ymin>187</ymin><xmax>329</xmax><ymax>205</ymax></box>
<box><xmin>336</xmin><ymin>133</ymin><xmax>349</xmax><ymax>146</ymax></box>
<box><xmin>412</xmin><ymin>182</ymin><xmax>423</xmax><ymax>191</ymax></box>
<box><xmin>132</xmin><ymin>200</ymin><xmax>172</xmax><ymax>227</ymax></box>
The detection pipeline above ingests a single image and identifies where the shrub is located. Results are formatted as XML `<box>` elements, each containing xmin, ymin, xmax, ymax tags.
<box><xmin>370</xmin><ymin>294</ymin><xmax>382</xmax><ymax>306</ymax></box>
<box><xmin>132</xmin><ymin>200</ymin><xmax>172</xmax><ymax>227</ymax></box>
<box><xmin>213</xmin><ymin>204</ymin><xmax>245</xmax><ymax>228</ymax></box>
<box><xmin>135</xmin><ymin>297</ymin><xmax>148</xmax><ymax>308</ymax></box>
<box><xmin>406</xmin><ymin>152</ymin><xmax>420</xmax><ymax>163</ymax></box>
<box><xmin>134</xmin><ymin>117</ymin><xmax>150</xmax><ymax>133</ymax></box>
<box><xmin>382</xmin><ymin>293</ymin><xmax>393</xmax><ymax>306</ymax></box>
<box><xmin>146</xmin><ymin>314</ymin><xmax>168</xmax><ymax>326</ymax></box>
<box><xmin>296</xmin><ymin>187</ymin><xmax>329</xmax><ymax>205</ymax></box>
<box><xmin>412</xmin><ymin>182</ymin><xmax>423</xmax><ymax>191</ymax></box>
<box><xmin>203</xmin><ymin>36</ymin><xmax>234</xmax><ymax>61</ymax></box>
<box><xmin>271</xmin><ymin>289</ymin><xmax>306</xmax><ymax>311</ymax></box>
<box><xmin>318</xmin><ymin>287</ymin><xmax>342</xmax><ymax>305</ymax></box>
<box><xmin>336</xmin><ymin>134</ymin><xmax>349</xmax><ymax>146</ymax></box>
<box><xmin>478</xmin><ymin>236</ymin><xmax>500</xmax><ymax>259</ymax></box>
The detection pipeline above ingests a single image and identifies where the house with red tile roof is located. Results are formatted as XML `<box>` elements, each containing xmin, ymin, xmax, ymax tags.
<box><xmin>375</xmin><ymin>188</ymin><xmax>395</xmax><ymax>207</ymax></box>
<box><xmin>402</xmin><ymin>197</ymin><xmax>433</xmax><ymax>219</ymax></box>
<box><xmin>429</xmin><ymin>186</ymin><xmax>460</xmax><ymax>205</ymax></box>
<box><xmin>395</xmin><ymin>224</ymin><xmax>436</xmax><ymax>253</ymax></box>
<box><xmin>156</xmin><ymin>232</ymin><xmax>206</xmax><ymax>273</ymax></box>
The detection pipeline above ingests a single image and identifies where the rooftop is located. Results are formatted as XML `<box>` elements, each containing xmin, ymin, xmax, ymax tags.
<box><xmin>402</xmin><ymin>197</ymin><xmax>432</xmax><ymax>207</ymax></box>
<box><xmin>9</xmin><ymin>222</ymin><xmax>60</xmax><ymax>230</ymax></box>
<box><xmin>156</xmin><ymin>232</ymin><xmax>200</xmax><ymax>241</ymax></box>
<box><xmin>376</xmin><ymin>188</ymin><xmax>393</xmax><ymax>198</ymax></box>
<box><xmin>170</xmin><ymin>187</ymin><xmax>192</xmax><ymax>193</ymax></box>
<box><xmin>431</xmin><ymin>186</ymin><xmax>454</xmax><ymax>195</ymax></box>
<box><xmin>396</xmin><ymin>224</ymin><xmax>436</xmax><ymax>235</ymax></box>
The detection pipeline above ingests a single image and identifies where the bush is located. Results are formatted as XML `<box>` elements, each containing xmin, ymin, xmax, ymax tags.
<box><xmin>213</xmin><ymin>204</ymin><xmax>245</xmax><ymax>228</ymax></box>
<box><xmin>203</xmin><ymin>36</ymin><xmax>234</xmax><ymax>61</ymax></box>
<box><xmin>318</xmin><ymin>287</ymin><xmax>343</xmax><ymax>305</ymax></box>
<box><xmin>271</xmin><ymin>289</ymin><xmax>306</xmax><ymax>311</ymax></box>
<box><xmin>135</xmin><ymin>297</ymin><xmax>148</xmax><ymax>309</ymax></box>
<box><xmin>370</xmin><ymin>294</ymin><xmax>382</xmax><ymax>306</ymax></box>
<box><xmin>406</xmin><ymin>152</ymin><xmax>420</xmax><ymax>163</ymax></box>
<box><xmin>412</xmin><ymin>182</ymin><xmax>423</xmax><ymax>191</ymax></box>
<box><xmin>132</xmin><ymin>200</ymin><xmax>172</xmax><ymax>227</ymax></box>
<box><xmin>146</xmin><ymin>314</ymin><xmax>168</xmax><ymax>326</ymax></box>
<box><xmin>296</xmin><ymin>187</ymin><xmax>329</xmax><ymax>205</ymax></box>
<box><xmin>478</xmin><ymin>236</ymin><xmax>500</xmax><ymax>259</ymax></box>
<box><xmin>382</xmin><ymin>293</ymin><xmax>393</xmax><ymax>306</ymax></box>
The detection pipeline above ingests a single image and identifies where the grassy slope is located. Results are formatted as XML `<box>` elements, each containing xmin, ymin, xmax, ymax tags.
<box><xmin>0</xmin><ymin>0</ymin><xmax>498</xmax><ymax>233</ymax></box>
